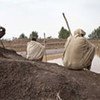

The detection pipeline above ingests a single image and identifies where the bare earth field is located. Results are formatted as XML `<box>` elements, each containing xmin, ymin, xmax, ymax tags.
<box><xmin>43</xmin><ymin>53</ymin><xmax>63</xmax><ymax>61</ymax></box>
<box><xmin>1</xmin><ymin>39</ymin><xmax>66</xmax><ymax>61</ymax></box>
<box><xmin>1</xmin><ymin>39</ymin><xmax>66</xmax><ymax>52</ymax></box>
<box><xmin>0</xmin><ymin>39</ymin><xmax>100</xmax><ymax>100</ymax></box>
<box><xmin>1</xmin><ymin>38</ymin><xmax>100</xmax><ymax>61</ymax></box>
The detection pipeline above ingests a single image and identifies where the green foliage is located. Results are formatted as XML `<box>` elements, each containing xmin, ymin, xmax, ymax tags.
<box><xmin>58</xmin><ymin>27</ymin><xmax>70</xmax><ymax>39</ymax></box>
<box><xmin>47</xmin><ymin>36</ymin><xmax>52</xmax><ymax>39</ymax></box>
<box><xmin>29</xmin><ymin>31</ymin><xmax>38</xmax><ymax>39</ymax></box>
<box><xmin>18</xmin><ymin>33</ymin><xmax>27</xmax><ymax>39</ymax></box>
<box><xmin>88</xmin><ymin>26</ymin><xmax>100</xmax><ymax>39</ymax></box>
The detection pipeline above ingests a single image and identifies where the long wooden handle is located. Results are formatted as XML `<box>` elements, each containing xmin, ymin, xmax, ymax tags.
<box><xmin>62</xmin><ymin>13</ymin><xmax>72</xmax><ymax>35</ymax></box>
<box><xmin>44</xmin><ymin>33</ymin><xmax>47</xmax><ymax>62</ymax></box>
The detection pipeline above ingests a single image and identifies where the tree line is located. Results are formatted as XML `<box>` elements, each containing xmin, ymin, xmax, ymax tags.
<box><xmin>18</xmin><ymin>26</ymin><xmax>100</xmax><ymax>39</ymax></box>
<box><xmin>19</xmin><ymin>31</ymin><xmax>38</xmax><ymax>39</ymax></box>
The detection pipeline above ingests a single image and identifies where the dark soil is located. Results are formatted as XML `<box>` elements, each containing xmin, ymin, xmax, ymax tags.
<box><xmin>0</xmin><ymin>47</ymin><xmax>100</xmax><ymax>100</ymax></box>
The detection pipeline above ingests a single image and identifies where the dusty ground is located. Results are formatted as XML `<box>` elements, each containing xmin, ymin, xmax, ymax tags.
<box><xmin>1</xmin><ymin>39</ymin><xmax>99</xmax><ymax>52</ymax></box>
<box><xmin>0</xmin><ymin>47</ymin><xmax>100</xmax><ymax>100</ymax></box>
<box><xmin>1</xmin><ymin>39</ymin><xmax>66</xmax><ymax>52</ymax></box>
<box><xmin>17</xmin><ymin>49</ymin><xmax>63</xmax><ymax>61</ymax></box>
<box><xmin>43</xmin><ymin>53</ymin><xmax>63</xmax><ymax>61</ymax></box>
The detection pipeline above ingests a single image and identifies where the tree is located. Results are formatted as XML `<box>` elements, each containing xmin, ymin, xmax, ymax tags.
<box><xmin>29</xmin><ymin>31</ymin><xmax>38</xmax><ymax>39</ymax></box>
<box><xmin>47</xmin><ymin>36</ymin><xmax>52</xmax><ymax>39</ymax></box>
<box><xmin>58</xmin><ymin>27</ymin><xmax>70</xmax><ymax>39</ymax></box>
<box><xmin>88</xmin><ymin>26</ymin><xmax>100</xmax><ymax>39</ymax></box>
<box><xmin>18</xmin><ymin>33</ymin><xmax>27</xmax><ymax>39</ymax></box>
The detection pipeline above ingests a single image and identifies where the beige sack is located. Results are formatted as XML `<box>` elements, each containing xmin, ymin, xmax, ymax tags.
<box><xmin>26</xmin><ymin>41</ymin><xmax>45</xmax><ymax>60</ymax></box>
<box><xmin>63</xmin><ymin>29</ymin><xmax>95</xmax><ymax>70</ymax></box>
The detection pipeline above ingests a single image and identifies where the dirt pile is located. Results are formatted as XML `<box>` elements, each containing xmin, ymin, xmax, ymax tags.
<box><xmin>0</xmin><ymin>47</ymin><xmax>100</xmax><ymax>100</ymax></box>
<box><xmin>0</xmin><ymin>47</ymin><xmax>26</xmax><ymax>60</ymax></box>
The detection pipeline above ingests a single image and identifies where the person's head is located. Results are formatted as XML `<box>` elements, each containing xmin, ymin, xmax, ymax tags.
<box><xmin>74</xmin><ymin>29</ymin><xmax>86</xmax><ymax>37</ymax></box>
<box><xmin>31</xmin><ymin>37</ymin><xmax>37</xmax><ymax>41</ymax></box>
<box><xmin>0</xmin><ymin>26</ymin><xmax>5</xmax><ymax>32</ymax></box>
<box><xmin>0</xmin><ymin>26</ymin><xmax>6</xmax><ymax>38</ymax></box>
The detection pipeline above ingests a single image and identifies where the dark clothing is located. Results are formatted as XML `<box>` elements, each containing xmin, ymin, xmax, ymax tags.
<box><xmin>0</xmin><ymin>26</ymin><xmax>6</xmax><ymax>38</ymax></box>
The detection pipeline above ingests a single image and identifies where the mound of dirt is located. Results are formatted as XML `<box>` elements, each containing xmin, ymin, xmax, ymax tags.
<box><xmin>0</xmin><ymin>47</ymin><xmax>100</xmax><ymax>100</ymax></box>
<box><xmin>0</xmin><ymin>47</ymin><xmax>26</xmax><ymax>60</ymax></box>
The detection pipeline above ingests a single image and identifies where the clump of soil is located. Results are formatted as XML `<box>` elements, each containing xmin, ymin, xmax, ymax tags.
<box><xmin>0</xmin><ymin>47</ymin><xmax>26</xmax><ymax>60</ymax></box>
<box><xmin>0</xmin><ymin>47</ymin><xmax>100</xmax><ymax>100</ymax></box>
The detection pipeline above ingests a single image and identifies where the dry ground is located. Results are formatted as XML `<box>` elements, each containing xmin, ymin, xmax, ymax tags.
<box><xmin>0</xmin><ymin>46</ymin><xmax>100</xmax><ymax>100</ymax></box>
<box><xmin>43</xmin><ymin>53</ymin><xmax>63</xmax><ymax>61</ymax></box>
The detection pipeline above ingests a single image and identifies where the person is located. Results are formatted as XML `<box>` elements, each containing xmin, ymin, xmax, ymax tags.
<box><xmin>0</xmin><ymin>26</ymin><xmax>6</xmax><ymax>38</ymax></box>
<box><xmin>26</xmin><ymin>37</ymin><xmax>45</xmax><ymax>61</ymax></box>
<box><xmin>0</xmin><ymin>26</ymin><xmax>6</xmax><ymax>48</ymax></box>
<box><xmin>63</xmin><ymin>29</ymin><xmax>95</xmax><ymax>70</ymax></box>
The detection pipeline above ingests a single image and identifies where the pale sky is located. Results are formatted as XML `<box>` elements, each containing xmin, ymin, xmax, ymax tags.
<box><xmin>0</xmin><ymin>0</ymin><xmax>100</xmax><ymax>39</ymax></box>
